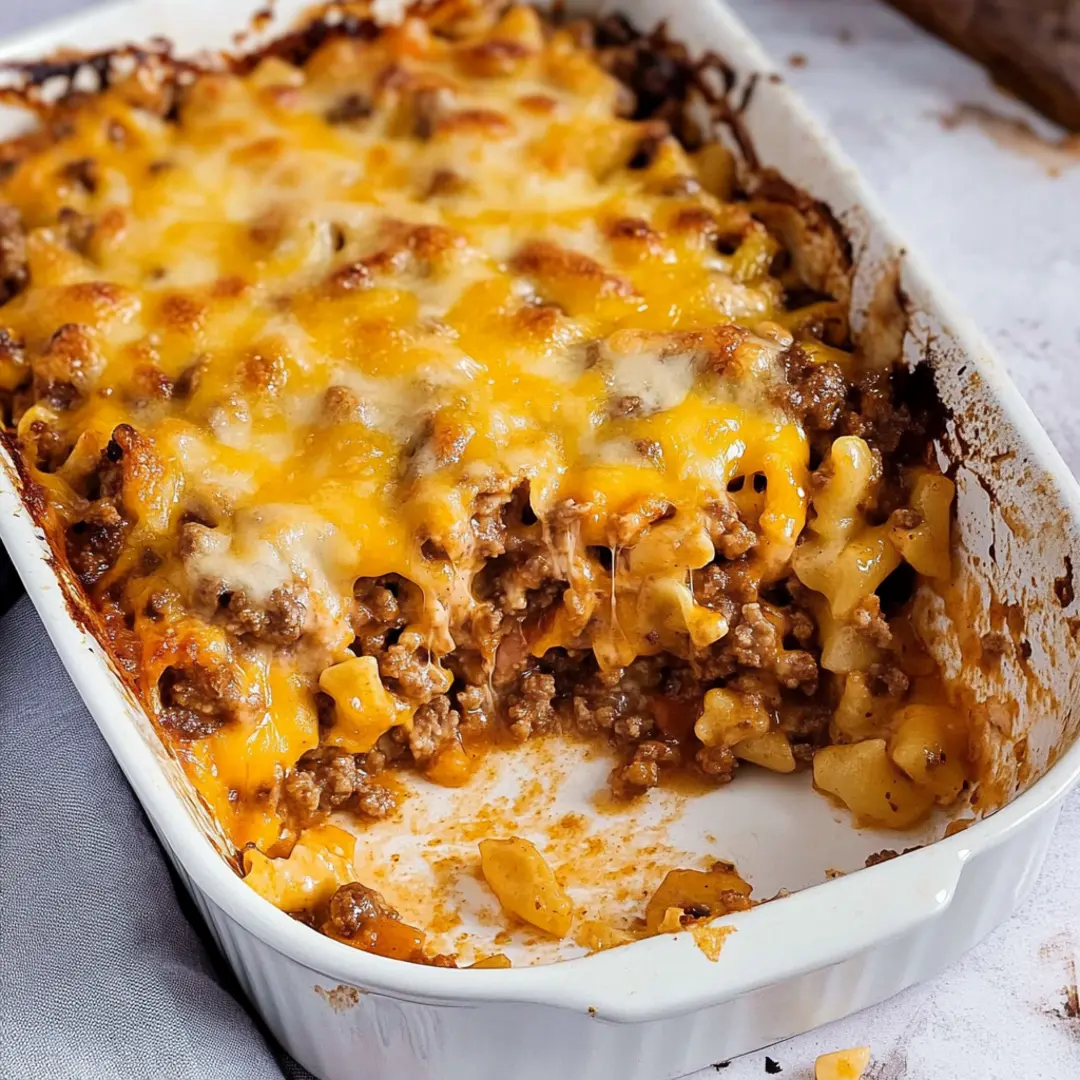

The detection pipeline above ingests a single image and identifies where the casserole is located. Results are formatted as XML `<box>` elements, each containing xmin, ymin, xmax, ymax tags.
<box><xmin>2</xmin><ymin>1</ymin><xmax>1080</xmax><ymax>1077</ymax></box>
<box><xmin>0</xmin><ymin>0</ymin><xmax>972</xmax><ymax>955</ymax></box>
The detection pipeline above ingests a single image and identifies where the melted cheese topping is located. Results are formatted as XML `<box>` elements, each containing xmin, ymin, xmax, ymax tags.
<box><xmin>0</xmin><ymin>7</ymin><xmax>824</xmax><ymax>851</ymax></box>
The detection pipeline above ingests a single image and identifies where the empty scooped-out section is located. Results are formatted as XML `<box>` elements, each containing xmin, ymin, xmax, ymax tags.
<box><xmin>339</xmin><ymin>736</ymin><xmax>950</xmax><ymax>965</ymax></box>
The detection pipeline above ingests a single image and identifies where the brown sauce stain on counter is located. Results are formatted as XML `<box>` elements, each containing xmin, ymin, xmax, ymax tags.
<box><xmin>939</xmin><ymin>103</ymin><xmax>1080</xmax><ymax>176</ymax></box>
<box><xmin>1039</xmin><ymin>933</ymin><xmax>1080</xmax><ymax>1039</ymax></box>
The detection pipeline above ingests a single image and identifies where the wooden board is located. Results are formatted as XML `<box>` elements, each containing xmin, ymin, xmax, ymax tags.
<box><xmin>886</xmin><ymin>0</ymin><xmax>1080</xmax><ymax>131</ymax></box>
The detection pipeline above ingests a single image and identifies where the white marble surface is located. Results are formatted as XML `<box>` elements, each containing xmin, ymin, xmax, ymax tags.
<box><xmin>2</xmin><ymin>2</ymin><xmax>1079</xmax><ymax>1077</ymax></box>
<box><xmin>713</xmin><ymin>3</ymin><xmax>1080</xmax><ymax>1078</ymax></box>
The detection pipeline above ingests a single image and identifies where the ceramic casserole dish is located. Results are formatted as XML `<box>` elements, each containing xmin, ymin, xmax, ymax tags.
<box><xmin>2</xmin><ymin>1</ymin><xmax>1080</xmax><ymax>1078</ymax></box>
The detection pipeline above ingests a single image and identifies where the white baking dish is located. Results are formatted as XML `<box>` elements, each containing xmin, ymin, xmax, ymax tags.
<box><xmin>3</xmin><ymin>1</ymin><xmax>1080</xmax><ymax>1077</ymax></box>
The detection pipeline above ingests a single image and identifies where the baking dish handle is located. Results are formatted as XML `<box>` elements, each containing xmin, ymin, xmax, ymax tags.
<box><xmin>501</xmin><ymin>836</ymin><xmax>970</xmax><ymax>1023</ymax></box>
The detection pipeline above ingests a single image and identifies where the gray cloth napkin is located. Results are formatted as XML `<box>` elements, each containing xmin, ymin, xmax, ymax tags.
<box><xmin>0</xmin><ymin>585</ymin><xmax>314</xmax><ymax>1079</ymax></box>
<box><xmin>4</xmin><ymin>0</ymin><xmax>310</xmax><ymax>1063</ymax></box>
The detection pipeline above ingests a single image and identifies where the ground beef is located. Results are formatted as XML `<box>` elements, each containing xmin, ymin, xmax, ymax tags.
<box><xmin>56</xmin><ymin>206</ymin><xmax>95</xmax><ymax>255</ymax></box>
<box><xmin>283</xmin><ymin>748</ymin><xmax>359</xmax><ymax>826</ymax></box>
<box><xmin>176</xmin><ymin>519</ymin><xmax>215</xmax><ymax>558</ymax></box>
<box><xmin>696</xmin><ymin>557</ymin><xmax>758</xmax><ymax>622</ymax></box>
<box><xmin>839</xmin><ymin>371</ymin><xmax>906</xmax><ymax>455</ymax></box>
<box><xmin>775</xmin><ymin>649</ymin><xmax>819</xmax><ymax>692</ymax></box>
<box><xmin>157</xmin><ymin>661</ymin><xmax>241</xmax><ymax>741</ymax></box>
<box><xmin>470</xmin><ymin>501</ymin><xmax>507</xmax><ymax>559</ymax></box>
<box><xmin>405</xmin><ymin>694</ymin><xmax>460</xmax><ymax>764</ymax></box>
<box><xmin>0</xmin><ymin>204</ymin><xmax>28</xmax><ymax>304</ymax></box>
<box><xmin>463</xmin><ymin>602</ymin><xmax>504</xmax><ymax>662</ymax></box>
<box><xmin>159</xmin><ymin>706</ymin><xmax>225</xmax><ymax>740</ymax></box>
<box><xmin>707</xmin><ymin>500</ymin><xmax>757</xmax><ymax>560</ymax></box>
<box><xmin>775</xmin><ymin>347</ymin><xmax>848</xmax><ymax>434</ymax></box>
<box><xmin>838</xmin><ymin>366</ymin><xmax>945</xmax><ymax>469</ymax></box>
<box><xmin>469</xmin><ymin>478</ymin><xmax>524</xmax><ymax>560</ymax></box>
<box><xmin>613</xmin><ymin>711</ymin><xmax>653</xmax><ymax>740</ymax></box>
<box><xmin>483</xmin><ymin>546</ymin><xmax>561</xmax><ymax>615</ymax></box>
<box><xmin>351</xmin><ymin>576</ymin><xmax>408</xmax><ymax>654</ymax></box>
<box><xmin>280</xmin><ymin>770</ymin><xmax>327</xmax><ymax>825</ymax></box>
<box><xmin>868</xmin><ymin>662</ymin><xmax>910</xmax><ymax>698</ymax></box>
<box><xmin>614</xmin><ymin>756</ymin><xmax>657</xmax><ymax>792</ymax></box>
<box><xmin>325</xmin><ymin>92</ymin><xmax>373</xmax><ymax>125</ymax></box>
<box><xmin>127</xmin><ymin>363</ymin><xmax>176</xmax><ymax>407</ymax></box>
<box><xmin>506</xmin><ymin>670</ymin><xmax>558</xmax><ymax>740</ymax></box>
<box><xmin>729</xmin><ymin>603</ymin><xmax>779</xmax><ymax>668</ymax></box>
<box><xmin>321</xmin><ymin>385</ymin><xmax>365</xmax><ymax>423</ymax></box>
<box><xmin>225</xmin><ymin>585</ymin><xmax>307</xmax><ymax>645</ymax></box>
<box><xmin>777</xmin><ymin>701</ymin><xmax>832</xmax><ymax>755</ymax></box>
<box><xmin>358</xmin><ymin>578</ymin><xmax>407</xmax><ymax>623</ymax></box>
<box><xmin>325</xmin><ymin>882</ymin><xmax>442</xmax><ymax>962</ymax></box>
<box><xmin>65</xmin><ymin>502</ymin><xmax>127</xmax><ymax>586</ymax></box>
<box><xmin>786</xmin><ymin>606</ymin><xmax>816</xmax><ymax>647</ymax></box>
<box><xmin>849</xmin><ymin>594</ymin><xmax>892</xmax><ymax>648</ymax></box>
<box><xmin>571</xmin><ymin>660</ymin><xmax>659</xmax><ymax>740</ymax></box>
<box><xmin>282</xmin><ymin>747</ymin><xmax>395</xmax><ymax>829</ymax></box>
<box><xmin>705</xmin><ymin>603</ymin><xmax>819</xmax><ymax>694</ymax></box>
<box><xmin>66</xmin><ymin>427</ymin><xmax>166</xmax><ymax>584</ymax></box>
<box><xmin>327</xmin><ymin>882</ymin><xmax>399</xmax><ymax>937</ymax></box>
<box><xmin>379</xmin><ymin>631</ymin><xmax>446</xmax><ymax>705</ymax></box>
<box><xmin>695</xmin><ymin>744</ymin><xmax>737</xmax><ymax>782</ymax></box>
<box><xmin>456</xmin><ymin>682</ymin><xmax>492</xmax><ymax>734</ymax></box>
<box><xmin>33</xmin><ymin>323</ymin><xmax>106</xmax><ymax>409</ymax></box>
<box><xmin>179</xmin><ymin>528</ymin><xmax>309</xmax><ymax>645</ymax></box>
<box><xmin>611</xmin><ymin>738</ymin><xmax>681</xmax><ymax>795</ymax></box>
<box><xmin>356</xmin><ymin>783</ymin><xmax>397</xmax><ymax>819</ymax></box>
